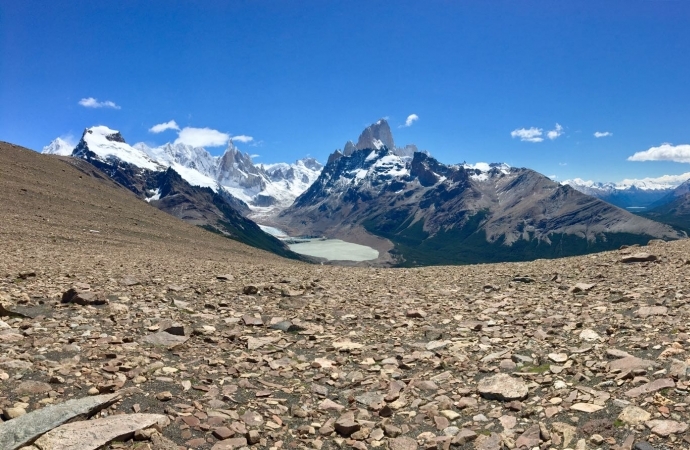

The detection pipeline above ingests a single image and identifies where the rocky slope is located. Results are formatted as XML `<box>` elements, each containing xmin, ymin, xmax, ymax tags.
<box><xmin>44</xmin><ymin>131</ymin><xmax>323</xmax><ymax>211</ymax></box>
<box><xmin>2</xmin><ymin>139</ymin><xmax>690</xmax><ymax>450</ymax></box>
<box><xmin>639</xmin><ymin>179</ymin><xmax>690</xmax><ymax>233</ymax></box>
<box><xmin>278</xmin><ymin>124</ymin><xmax>684</xmax><ymax>266</ymax></box>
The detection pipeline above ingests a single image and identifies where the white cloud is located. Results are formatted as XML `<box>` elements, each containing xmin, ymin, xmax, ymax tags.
<box><xmin>559</xmin><ymin>162</ymin><xmax>568</xmax><ymax>166</ymax></box>
<box><xmin>174</xmin><ymin>127</ymin><xmax>230</xmax><ymax>147</ymax></box>
<box><xmin>548</xmin><ymin>175</ymin><xmax>558</xmax><ymax>180</ymax></box>
<box><xmin>547</xmin><ymin>123</ymin><xmax>564</xmax><ymax>140</ymax></box>
<box><xmin>78</xmin><ymin>97</ymin><xmax>121</xmax><ymax>109</ymax></box>
<box><xmin>402</xmin><ymin>114</ymin><xmax>419</xmax><ymax>128</ymax></box>
<box><xmin>231</xmin><ymin>135</ymin><xmax>254</xmax><ymax>143</ymax></box>
<box><xmin>250</xmin><ymin>154</ymin><xmax>260</xmax><ymax>159</ymax></box>
<box><xmin>618</xmin><ymin>172</ymin><xmax>690</xmax><ymax>187</ymax></box>
<box><xmin>628</xmin><ymin>143</ymin><xmax>690</xmax><ymax>163</ymax></box>
<box><xmin>149</xmin><ymin>120</ymin><xmax>180</xmax><ymax>133</ymax></box>
<box><xmin>510</xmin><ymin>127</ymin><xmax>543</xmax><ymax>143</ymax></box>
<box><xmin>594</xmin><ymin>131</ymin><xmax>612</xmax><ymax>138</ymax></box>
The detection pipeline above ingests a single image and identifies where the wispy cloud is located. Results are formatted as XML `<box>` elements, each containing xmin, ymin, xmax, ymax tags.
<box><xmin>174</xmin><ymin>127</ymin><xmax>230</xmax><ymax>147</ymax></box>
<box><xmin>250</xmin><ymin>154</ymin><xmax>260</xmax><ymax>159</ymax></box>
<box><xmin>547</xmin><ymin>123</ymin><xmax>564</xmax><ymax>140</ymax></box>
<box><xmin>511</xmin><ymin>127</ymin><xmax>543</xmax><ymax>143</ymax></box>
<box><xmin>548</xmin><ymin>175</ymin><xmax>558</xmax><ymax>180</ymax></box>
<box><xmin>78</xmin><ymin>97</ymin><xmax>121</xmax><ymax>109</ymax></box>
<box><xmin>401</xmin><ymin>114</ymin><xmax>419</xmax><ymax>128</ymax></box>
<box><xmin>231</xmin><ymin>135</ymin><xmax>254</xmax><ymax>143</ymax></box>
<box><xmin>594</xmin><ymin>131</ymin><xmax>613</xmax><ymax>138</ymax></box>
<box><xmin>149</xmin><ymin>120</ymin><xmax>180</xmax><ymax>133</ymax></box>
<box><xmin>559</xmin><ymin>162</ymin><xmax>567</xmax><ymax>166</ymax></box>
<box><xmin>628</xmin><ymin>143</ymin><xmax>690</xmax><ymax>163</ymax></box>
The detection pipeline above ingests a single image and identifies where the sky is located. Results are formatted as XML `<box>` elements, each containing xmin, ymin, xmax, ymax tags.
<box><xmin>2</xmin><ymin>1</ymin><xmax>690</xmax><ymax>184</ymax></box>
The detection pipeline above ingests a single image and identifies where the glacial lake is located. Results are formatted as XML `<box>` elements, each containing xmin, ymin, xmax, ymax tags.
<box><xmin>259</xmin><ymin>225</ymin><xmax>379</xmax><ymax>261</ymax></box>
<box><xmin>288</xmin><ymin>239</ymin><xmax>379</xmax><ymax>262</ymax></box>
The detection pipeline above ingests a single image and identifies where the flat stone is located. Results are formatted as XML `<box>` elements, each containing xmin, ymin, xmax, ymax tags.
<box><xmin>14</xmin><ymin>380</ymin><xmax>52</xmax><ymax>395</ymax></box>
<box><xmin>474</xmin><ymin>432</ymin><xmax>503</xmax><ymax>450</ymax></box>
<box><xmin>240</xmin><ymin>410</ymin><xmax>263</xmax><ymax>426</ymax></box>
<box><xmin>242</xmin><ymin>315</ymin><xmax>263</xmax><ymax>326</ymax></box>
<box><xmin>334</xmin><ymin>412</ymin><xmax>360</xmax><ymax>436</ymax></box>
<box><xmin>618</xmin><ymin>405</ymin><xmax>651</xmax><ymax>425</ymax></box>
<box><xmin>389</xmin><ymin>436</ymin><xmax>418</xmax><ymax>450</ymax></box>
<box><xmin>453</xmin><ymin>428</ymin><xmax>477</xmax><ymax>445</ymax></box>
<box><xmin>608</xmin><ymin>356</ymin><xmax>656</xmax><ymax>372</ymax></box>
<box><xmin>569</xmin><ymin>283</ymin><xmax>595</xmax><ymax>293</ymax></box>
<box><xmin>246</xmin><ymin>336</ymin><xmax>278</xmax><ymax>350</ymax></box>
<box><xmin>0</xmin><ymin>394</ymin><xmax>119</xmax><ymax>450</ymax></box>
<box><xmin>318</xmin><ymin>398</ymin><xmax>345</xmax><ymax>412</ymax></box>
<box><xmin>579</xmin><ymin>329</ymin><xmax>601</xmax><ymax>342</ymax></box>
<box><xmin>426</xmin><ymin>340</ymin><xmax>450</xmax><ymax>351</ymax></box>
<box><xmin>621</xmin><ymin>253</ymin><xmax>657</xmax><ymax>263</ymax></box>
<box><xmin>624</xmin><ymin>378</ymin><xmax>674</xmax><ymax>398</ymax></box>
<box><xmin>0</xmin><ymin>333</ymin><xmax>23</xmax><ymax>343</ymax></box>
<box><xmin>211</xmin><ymin>437</ymin><xmax>248</xmax><ymax>449</ymax></box>
<box><xmin>548</xmin><ymin>353</ymin><xmax>569</xmax><ymax>363</ymax></box>
<box><xmin>33</xmin><ymin>413</ymin><xmax>168</xmax><ymax>450</ymax></box>
<box><xmin>634</xmin><ymin>306</ymin><xmax>668</xmax><ymax>318</ymax></box>
<box><xmin>552</xmin><ymin>422</ymin><xmax>577</xmax><ymax>448</ymax></box>
<box><xmin>332</xmin><ymin>341</ymin><xmax>363</xmax><ymax>351</ymax></box>
<box><xmin>213</xmin><ymin>426</ymin><xmax>234</xmax><ymax>440</ymax></box>
<box><xmin>2</xmin><ymin>407</ymin><xmax>26</xmax><ymax>420</ymax></box>
<box><xmin>570</xmin><ymin>403</ymin><xmax>604</xmax><ymax>413</ymax></box>
<box><xmin>142</xmin><ymin>331</ymin><xmax>189</xmax><ymax>348</ymax></box>
<box><xmin>515</xmin><ymin>424</ymin><xmax>541</xmax><ymax>449</ymax></box>
<box><xmin>645</xmin><ymin>419</ymin><xmax>688</xmax><ymax>436</ymax></box>
<box><xmin>477</xmin><ymin>373</ymin><xmax>528</xmax><ymax>401</ymax></box>
<box><xmin>354</xmin><ymin>392</ymin><xmax>385</xmax><ymax>406</ymax></box>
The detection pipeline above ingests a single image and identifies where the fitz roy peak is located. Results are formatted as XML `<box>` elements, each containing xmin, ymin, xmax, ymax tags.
<box><xmin>277</xmin><ymin>119</ymin><xmax>685</xmax><ymax>266</ymax></box>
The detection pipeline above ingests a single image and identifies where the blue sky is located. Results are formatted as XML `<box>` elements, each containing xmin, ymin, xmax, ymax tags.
<box><xmin>2</xmin><ymin>1</ymin><xmax>690</xmax><ymax>183</ymax></box>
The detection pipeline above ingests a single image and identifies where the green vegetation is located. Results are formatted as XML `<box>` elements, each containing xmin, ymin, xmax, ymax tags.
<box><xmin>638</xmin><ymin>211</ymin><xmax>690</xmax><ymax>234</ymax></box>
<box><xmin>364</xmin><ymin>210</ymin><xmax>657</xmax><ymax>267</ymax></box>
<box><xmin>524</xmin><ymin>364</ymin><xmax>550</xmax><ymax>374</ymax></box>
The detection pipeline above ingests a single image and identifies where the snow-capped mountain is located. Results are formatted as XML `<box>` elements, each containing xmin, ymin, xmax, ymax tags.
<box><xmin>49</xmin><ymin>126</ymin><xmax>304</xmax><ymax>259</ymax></box>
<box><xmin>277</xmin><ymin>120</ymin><xmax>684</xmax><ymax>266</ymax></box>
<box><xmin>562</xmin><ymin>175</ymin><xmax>690</xmax><ymax>209</ymax></box>
<box><xmin>42</xmin><ymin>137</ymin><xmax>76</xmax><ymax>156</ymax></box>
<box><xmin>43</xmin><ymin>126</ymin><xmax>324</xmax><ymax>213</ymax></box>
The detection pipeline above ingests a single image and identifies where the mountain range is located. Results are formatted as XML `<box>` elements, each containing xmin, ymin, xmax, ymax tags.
<box><xmin>562</xmin><ymin>176</ymin><xmax>690</xmax><ymax>210</ymax></box>
<box><xmin>43</xmin><ymin>129</ymin><xmax>323</xmax><ymax>211</ymax></box>
<box><xmin>43</xmin><ymin>126</ymin><xmax>307</xmax><ymax>259</ymax></box>
<box><xmin>41</xmin><ymin>120</ymin><xmax>688</xmax><ymax>266</ymax></box>
<box><xmin>276</xmin><ymin>120</ymin><xmax>685</xmax><ymax>266</ymax></box>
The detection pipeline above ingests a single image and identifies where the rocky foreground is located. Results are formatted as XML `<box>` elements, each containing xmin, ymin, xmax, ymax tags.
<box><xmin>1</xmin><ymin>142</ymin><xmax>690</xmax><ymax>449</ymax></box>
<box><xmin>1</xmin><ymin>237</ymin><xmax>690</xmax><ymax>450</ymax></box>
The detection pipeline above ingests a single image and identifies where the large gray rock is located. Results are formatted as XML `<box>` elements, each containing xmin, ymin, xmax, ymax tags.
<box><xmin>624</xmin><ymin>378</ymin><xmax>675</xmax><ymax>398</ymax></box>
<box><xmin>0</xmin><ymin>393</ymin><xmax>118</xmax><ymax>450</ymax></box>
<box><xmin>33</xmin><ymin>413</ymin><xmax>169</xmax><ymax>450</ymax></box>
<box><xmin>142</xmin><ymin>331</ymin><xmax>189</xmax><ymax>348</ymax></box>
<box><xmin>477</xmin><ymin>373</ymin><xmax>529</xmax><ymax>401</ymax></box>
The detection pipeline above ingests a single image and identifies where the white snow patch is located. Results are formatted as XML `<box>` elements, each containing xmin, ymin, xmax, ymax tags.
<box><xmin>145</xmin><ymin>189</ymin><xmax>161</xmax><ymax>202</ymax></box>
<box><xmin>83</xmin><ymin>126</ymin><xmax>161</xmax><ymax>171</ymax></box>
